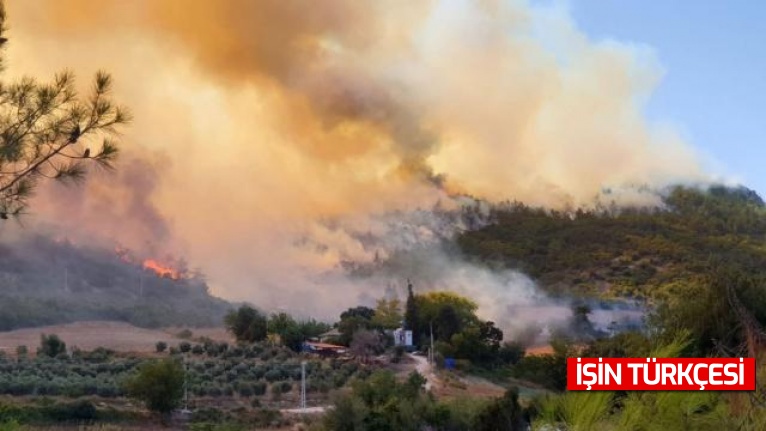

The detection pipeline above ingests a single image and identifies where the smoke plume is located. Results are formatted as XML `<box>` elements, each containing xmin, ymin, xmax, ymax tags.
<box><xmin>3</xmin><ymin>1</ymin><xmax>708</xmax><ymax>326</ymax></box>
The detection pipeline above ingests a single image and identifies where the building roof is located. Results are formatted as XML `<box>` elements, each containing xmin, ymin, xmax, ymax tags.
<box><xmin>318</xmin><ymin>328</ymin><xmax>341</xmax><ymax>338</ymax></box>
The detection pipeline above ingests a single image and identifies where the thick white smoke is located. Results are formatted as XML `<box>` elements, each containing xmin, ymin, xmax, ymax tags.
<box><xmin>2</xmin><ymin>1</ymin><xmax>709</xmax><ymax>328</ymax></box>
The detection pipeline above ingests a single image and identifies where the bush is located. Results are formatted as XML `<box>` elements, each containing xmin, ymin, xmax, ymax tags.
<box><xmin>263</xmin><ymin>368</ymin><xmax>284</xmax><ymax>382</ymax></box>
<box><xmin>47</xmin><ymin>400</ymin><xmax>97</xmax><ymax>421</ymax></box>
<box><xmin>237</xmin><ymin>383</ymin><xmax>253</xmax><ymax>397</ymax></box>
<box><xmin>38</xmin><ymin>334</ymin><xmax>66</xmax><ymax>358</ymax></box>
<box><xmin>14</xmin><ymin>346</ymin><xmax>27</xmax><ymax>358</ymax></box>
<box><xmin>225</xmin><ymin>305</ymin><xmax>268</xmax><ymax>343</ymax></box>
<box><xmin>179</xmin><ymin>342</ymin><xmax>191</xmax><ymax>353</ymax></box>
<box><xmin>392</xmin><ymin>346</ymin><xmax>405</xmax><ymax>363</ymax></box>
<box><xmin>177</xmin><ymin>329</ymin><xmax>193</xmax><ymax>339</ymax></box>
<box><xmin>123</xmin><ymin>358</ymin><xmax>185</xmax><ymax>416</ymax></box>
<box><xmin>191</xmin><ymin>407</ymin><xmax>224</xmax><ymax>423</ymax></box>
<box><xmin>277</xmin><ymin>381</ymin><xmax>292</xmax><ymax>393</ymax></box>
<box><xmin>252</xmin><ymin>381</ymin><xmax>267</xmax><ymax>396</ymax></box>
<box><xmin>155</xmin><ymin>342</ymin><xmax>168</xmax><ymax>353</ymax></box>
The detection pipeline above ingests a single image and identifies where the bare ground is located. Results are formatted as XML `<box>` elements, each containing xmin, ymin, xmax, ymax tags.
<box><xmin>0</xmin><ymin>321</ymin><xmax>231</xmax><ymax>356</ymax></box>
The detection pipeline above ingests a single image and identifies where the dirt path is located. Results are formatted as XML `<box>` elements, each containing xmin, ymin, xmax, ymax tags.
<box><xmin>409</xmin><ymin>353</ymin><xmax>438</xmax><ymax>391</ymax></box>
<box><xmin>280</xmin><ymin>406</ymin><xmax>327</xmax><ymax>414</ymax></box>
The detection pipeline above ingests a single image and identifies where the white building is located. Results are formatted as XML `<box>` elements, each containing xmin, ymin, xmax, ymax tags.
<box><xmin>393</xmin><ymin>328</ymin><xmax>413</xmax><ymax>347</ymax></box>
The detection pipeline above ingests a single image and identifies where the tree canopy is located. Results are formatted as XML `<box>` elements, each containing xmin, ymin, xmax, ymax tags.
<box><xmin>37</xmin><ymin>333</ymin><xmax>66</xmax><ymax>358</ymax></box>
<box><xmin>224</xmin><ymin>305</ymin><xmax>268</xmax><ymax>343</ymax></box>
<box><xmin>123</xmin><ymin>358</ymin><xmax>184</xmax><ymax>417</ymax></box>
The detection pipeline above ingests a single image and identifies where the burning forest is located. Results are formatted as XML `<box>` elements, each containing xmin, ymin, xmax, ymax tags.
<box><xmin>0</xmin><ymin>0</ymin><xmax>714</xmax><ymax>323</ymax></box>
<box><xmin>0</xmin><ymin>0</ymin><xmax>765</xmax><ymax>429</ymax></box>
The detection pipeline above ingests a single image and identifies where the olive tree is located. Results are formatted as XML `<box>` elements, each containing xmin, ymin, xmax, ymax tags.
<box><xmin>123</xmin><ymin>358</ymin><xmax>185</xmax><ymax>417</ymax></box>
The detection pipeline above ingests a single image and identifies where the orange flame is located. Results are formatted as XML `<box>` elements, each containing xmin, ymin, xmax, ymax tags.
<box><xmin>142</xmin><ymin>259</ymin><xmax>181</xmax><ymax>280</ymax></box>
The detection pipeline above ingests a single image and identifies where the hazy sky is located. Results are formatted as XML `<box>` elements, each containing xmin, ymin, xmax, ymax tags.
<box><xmin>5</xmin><ymin>0</ymin><xmax>758</xmax><ymax>315</ymax></box>
<box><xmin>568</xmin><ymin>0</ymin><xmax>766</xmax><ymax>195</ymax></box>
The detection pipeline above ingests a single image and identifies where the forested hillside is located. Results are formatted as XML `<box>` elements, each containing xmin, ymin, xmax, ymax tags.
<box><xmin>458</xmin><ymin>185</ymin><xmax>766</xmax><ymax>299</ymax></box>
<box><xmin>457</xmin><ymin>185</ymin><xmax>766</xmax><ymax>356</ymax></box>
<box><xmin>0</xmin><ymin>234</ymin><xmax>232</xmax><ymax>330</ymax></box>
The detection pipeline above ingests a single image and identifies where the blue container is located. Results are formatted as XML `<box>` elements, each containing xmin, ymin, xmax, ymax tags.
<box><xmin>444</xmin><ymin>358</ymin><xmax>456</xmax><ymax>369</ymax></box>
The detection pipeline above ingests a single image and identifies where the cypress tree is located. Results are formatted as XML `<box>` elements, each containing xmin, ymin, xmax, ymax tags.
<box><xmin>404</xmin><ymin>280</ymin><xmax>420</xmax><ymax>346</ymax></box>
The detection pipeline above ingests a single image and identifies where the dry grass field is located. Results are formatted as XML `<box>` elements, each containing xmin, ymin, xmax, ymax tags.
<box><xmin>0</xmin><ymin>321</ymin><xmax>232</xmax><ymax>356</ymax></box>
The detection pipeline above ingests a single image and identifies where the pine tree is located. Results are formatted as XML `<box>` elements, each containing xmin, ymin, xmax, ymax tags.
<box><xmin>0</xmin><ymin>3</ymin><xmax>129</xmax><ymax>219</ymax></box>
<box><xmin>404</xmin><ymin>279</ymin><xmax>420</xmax><ymax>346</ymax></box>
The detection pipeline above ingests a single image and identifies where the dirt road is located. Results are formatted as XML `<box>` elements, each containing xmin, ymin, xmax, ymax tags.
<box><xmin>409</xmin><ymin>353</ymin><xmax>437</xmax><ymax>391</ymax></box>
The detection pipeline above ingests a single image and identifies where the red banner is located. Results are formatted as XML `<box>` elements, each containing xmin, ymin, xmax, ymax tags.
<box><xmin>567</xmin><ymin>357</ymin><xmax>755</xmax><ymax>391</ymax></box>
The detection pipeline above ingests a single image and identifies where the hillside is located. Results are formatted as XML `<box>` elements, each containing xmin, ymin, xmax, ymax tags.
<box><xmin>457</xmin><ymin>185</ymin><xmax>766</xmax><ymax>300</ymax></box>
<box><xmin>0</xmin><ymin>234</ymin><xmax>233</xmax><ymax>330</ymax></box>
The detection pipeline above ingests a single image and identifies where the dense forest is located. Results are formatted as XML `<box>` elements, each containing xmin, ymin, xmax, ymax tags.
<box><xmin>458</xmin><ymin>185</ymin><xmax>766</xmax><ymax>300</ymax></box>
<box><xmin>456</xmin><ymin>185</ymin><xmax>766</xmax><ymax>354</ymax></box>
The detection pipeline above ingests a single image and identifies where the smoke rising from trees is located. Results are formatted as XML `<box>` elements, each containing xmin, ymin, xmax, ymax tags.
<box><xmin>2</xmin><ymin>1</ymin><xmax>714</xmax><ymax>326</ymax></box>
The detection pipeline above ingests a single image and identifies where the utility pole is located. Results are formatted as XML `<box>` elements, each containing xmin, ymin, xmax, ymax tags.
<box><xmin>429</xmin><ymin>321</ymin><xmax>434</xmax><ymax>365</ymax></box>
<box><xmin>182</xmin><ymin>357</ymin><xmax>189</xmax><ymax>413</ymax></box>
<box><xmin>300</xmin><ymin>361</ymin><xmax>307</xmax><ymax>411</ymax></box>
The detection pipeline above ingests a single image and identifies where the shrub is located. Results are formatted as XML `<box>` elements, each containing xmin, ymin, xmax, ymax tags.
<box><xmin>207</xmin><ymin>385</ymin><xmax>222</xmax><ymax>397</ymax></box>
<box><xmin>237</xmin><ymin>383</ymin><xmax>253</xmax><ymax>397</ymax></box>
<box><xmin>223</xmin><ymin>385</ymin><xmax>234</xmax><ymax>397</ymax></box>
<box><xmin>49</xmin><ymin>400</ymin><xmax>97</xmax><ymax>421</ymax></box>
<box><xmin>123</xmin><ymin>358</ymin><xmax>185</xmax><ymax>416</ymax></box>
<box><xmin>263</xmin><ymin>368</ymin><xmax>284</xmax><ymax>382</ymax></box>
<box><xmin>177</xmin><ymin>329</ymin><xmax>194</xmax><ymax>339</ymax></box>
<box><xmin>38</xmin><ymin>334</ymin><xmax>66</xmax><ymax>358</ymax></box>
<box><xmin>277</xmin><ymin>381</ymin><xmax>292</xmax><ymax>393</ymax></box>
<box><xmin>191</xmin><ymin>407</ymin><xmax>224</xmax><ymax>423</ymax></box>
<box><xmin>15</xmin><ymin>346</ymin><xmax>27</xmax><ymax>359</ymax></box>
<box><xmin>252</xmin><ymin>381</ymin><xmax>267</xmax><ymax>396</ymax></box>
<box><xmin>392</xmin><ymin>346</ymin><xmax>405</xmax><ymax>363</ymax></box>
<box><xmin>156</xmin><ymin>342</ymin><xmax>168</xmax><ymax>353</ymax></box>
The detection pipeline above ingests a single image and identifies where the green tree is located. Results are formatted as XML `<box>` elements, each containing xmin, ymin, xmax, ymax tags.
<box><xmin>268</xmin><ymin>312</ymin><xmax>296</xmax><ymax>336</ymax></box>
<box><xmin>340</xmin><ymin>306</ymin><xmax>376</xmax><ymax>321</ymax></box>
<box><xmin>404</xmin><ymin>281</ymin><xmax>420</xmax><ymax>346</ymax></box>
<box><xmin>324</xmin><ymin>370</ymin><xmax>449</xmax><ymax>430</ymax></box>
<box><xmin>473</xmin><ymin>388</ymin><xmax>524</xmax><ymax>431</ymax></box>
<box><xmin>266</xmin><ymin>312</ymin><xmax>331</xmax><ymax>351</ymax></box>
<box><xmin>124</xmin><ymin>358</ymin><xmax>185</xmax><ymax>417</ymax></box>
<box><xmin>14</xmin><ymin>345</ymin><xmax>26</xmax><ymax>360</ymax></box>
<box><xmin>268</xmin><ymin>311</ymin><xmax>301</xmax><ymax>350</ymax></box>
<box><xmin>417</xmin><ymin>291</ymin><xmax>480</xmax><ymax>346</ymax></box>
<box><xmin>434</xmin><ymin>305</ymin><xmax>461</xmax><ymax>341</ymax></box>
<box><xmin>337</xmin><ymin>306</ymin><xmax>376</xmax><ymax>346</ymax></box>
<box><xmin>0</xmin><ymin>4</ymin><xmax>129</xmax><ymax>218</ymax></box>
<box><xmin>418</xmin><ymin>291</ymin><xmax>478</xmax><ymax>326</ymax></box>
<box><xmin>224</xmin><ymin>305</ymin><xmax>268</xmax><ymax>343</ymax></box>
<box><xmin>38</xmin><ymin>333</ymin><xmax>66</xmax><ymax>358</ymax></box>
<box><xmin>497</xmin><ymin>341</ymin><xmax>525</xmax><ymax>365</ymax></box>
<box><xmin>371</xmin><ymin>297</ymin><xmax>403</xmax><ymax>330</ymax></box>
<box><xmin>338</xmin><ymin>315</ymin><xmax>372</xmax><ymax>346</ymax></box>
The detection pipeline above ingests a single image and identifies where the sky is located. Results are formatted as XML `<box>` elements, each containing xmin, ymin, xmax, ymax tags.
<box><xmin>568</xmin><ymin>0</ymin><xmax>766</xmax><ymax>196</ymax></box>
